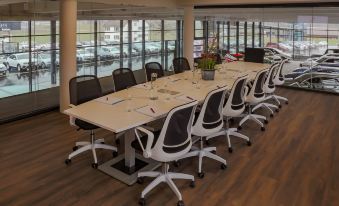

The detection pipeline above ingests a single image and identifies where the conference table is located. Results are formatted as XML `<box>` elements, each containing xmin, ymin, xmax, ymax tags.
<box><xmin>64</xmin><ymin>61</ymin><xmax>270</xmax><ymax>185</ymax></box>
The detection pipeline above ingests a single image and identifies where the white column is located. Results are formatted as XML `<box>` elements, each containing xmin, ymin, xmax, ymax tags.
<box><xmin>59</xmin><ymin>0</ymin><xmax>77</xmax><ymax>112</ymax></box>
<box><xmin>183</xmin><ymin>5</ymin><xmax>194</xmax><ymax>69</ymax></box>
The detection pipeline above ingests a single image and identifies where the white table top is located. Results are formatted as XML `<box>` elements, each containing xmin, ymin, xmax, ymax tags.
<box><xmin>64</xmin><ymin>61</ymin><xmax>270</xmax><ymax>133</ymax></box>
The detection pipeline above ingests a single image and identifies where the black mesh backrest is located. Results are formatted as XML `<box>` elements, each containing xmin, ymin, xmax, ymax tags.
<box><xmin>69</xmin><ymin>75</ymin><xmax>103</xmax><ymax>105</ymax></box>
<box><xmin>230</xmin><ymin>77</ymin><xmax>247</xmax><ymax>110</ymax></box>
<box><xmin>279</xmin><ymin>61</ymin><xmax>285</xmax><ymax>80</ymax></box>
<box><xmin>268</xmin><ymin>63</ymin><xmax>278</xmax><ymax>88</ymax></box>
<box><xmin>173</xmin><ymin>57</ymin><xmax>191</xmax><ymax>74</ymax></box>
<box><xmin>112</xmin><ymin>68</ymin><xmax>137</xmax><ymax>92</ymax></box>
<box><xmin>213</xmin><ymin>53</ymin><xmax>222</xmax><ymax>64</ymax></box>
<box><xmin>145</xmin><ymin>62</ymin><xmax>164</xmax><ymax>81</ymax></box>
<box><xmin>163</xmin><ymin>104</ymin><xmax>196</xmax><ymax>147</ymax></box>
<box><xmin>254</xmin><ymin>70</ymin><xmax>268</xmax><ymax>98</ymax></box>
<box><xmin>202</xmin><ymin>89</ymin><xmax>224</xmax><ymax>129</ymax></box>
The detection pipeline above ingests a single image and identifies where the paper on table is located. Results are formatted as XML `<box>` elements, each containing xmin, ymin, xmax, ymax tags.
<box><xmin>95</xmin><ymin>96</ymin><xmax>124</xmax><ymax>105</ymax></box>
<box><xmin>135</xmin><ymin>105</ymin><xmax>161</xmax><ymax>117</ymax></box>
<box><xmin>133</xmin><ymin>83</ymin><xmax>152</xmax><ymax>90</ymax></box>
<box><xmin>175</xmin><ymin>95</ymin><xmax>196</xmax><ymax>102</ymax></box>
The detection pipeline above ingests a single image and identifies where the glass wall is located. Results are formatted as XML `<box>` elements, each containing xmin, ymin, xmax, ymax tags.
<box><xmin>196</xmin><ymin>7</ymin><xmax>339</xmax><ymax>94</ymax></box>
<box><xmin>0</xmin><ymin>18</ymin><xmax>182</xmax><ymax>122</ymax></box>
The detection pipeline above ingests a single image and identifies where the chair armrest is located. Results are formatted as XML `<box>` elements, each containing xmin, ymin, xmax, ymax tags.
<box><xmin>141</xmin><ymin>125</ymin><xmax>157</xmax><ymax>132</ymax></box>
<box><xmin>135</xmin><ymin>126</ymin><xmax>154</xmax><ymax>158</ymax></box>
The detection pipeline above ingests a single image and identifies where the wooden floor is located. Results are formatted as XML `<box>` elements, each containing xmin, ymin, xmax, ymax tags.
<box><xmin>1</xmin><ymin>88</ymin><xmax>339</xmax><ymax>206</ymax></box>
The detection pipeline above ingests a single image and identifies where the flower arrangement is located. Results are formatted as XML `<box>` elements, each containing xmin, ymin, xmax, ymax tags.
<box><xmin>198</xmin><ymin>57</ymin><xmax>216</xmax><ymax>71</ymax></box>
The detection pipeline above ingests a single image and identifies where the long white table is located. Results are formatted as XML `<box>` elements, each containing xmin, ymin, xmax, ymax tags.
<box><xmin>64</xmin><ymin>61</ymin><xmax>270</xmax><ymax>185</ymax></box>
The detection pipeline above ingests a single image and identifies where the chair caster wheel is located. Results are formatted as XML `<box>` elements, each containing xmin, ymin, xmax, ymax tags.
<box><xmin>198</xmin><ymin>172</ymin><xmax>205</xmax><ymax>178</ymax></box>
<box><xmin>278</xmin><ymin>105</ymin><xmax>282</xmax><ymax>108</ymax></box>
<box><xmin>190</xmin><ymin>181</ymin><xmax>195</xmax><ymax>188</ymax></box>
<box><xmin>275</xmin><ymin>109</ymin><xmax>280</xmax><ymax>112</ymax></box>
<box><xmin>112</xmin><ymin>151</ymin><xmax>118</xmax><ymax>157</ymax></box>
<box><xmin>237</xmin><ymin>126</ymin><xmax>242</xmax><ymax>131</ymax></box>
<box><xmin>221</xmin><ymin>164</ymin><xmax>227</xmax><ymax>170</ymax></box>
<box><xmin>270</xmin><ymin>113</ymin><xmax>274</xmax><ymax>118</ymax></box>
<box><xmin>92</xmin><ymin>163</ymin><xmax>98</xmax><ymax>169</ymax></box>
<box><xmin>139</xmin><ymin>198</ymin><xmax>146</xmax><ymax>206</ymax></box>
<box><xmin>137</xmin><ymin>177</ymin><xmax>144</xmax><ymax>184</ymax></box>
<box><xmin>173</xmin><ymin>161</ymin><xmax>181</xmax><ymax>167</ymax></box>
<box><xmin>72</xmin><ymin>146</ymin><xmax>78</xmax><ymax>151</ymax></box>
<box><xmin>264</xmin><ymin>119</ymin><xmax>269</xmax><ymax>124</ymax></box>
<box><xmin>285</xmin><ymin>101</ymin><xmax>289</xmax><ymax>105</ymax></box>
<box><xmin>247</xmin><ymin>141</ymin><xmax>252</xmax><ymax>146</ymax></box>
<box><xmin>205</xmin><ymin>139</ymin><xmax>210</xmax><ymax>146</ymax></box>
<box><xmin>228</xmin><ymin>147</ymin><xmax>233</xmax><ymax>153</ymax></box>
<box><xmin>177</xmin><ymin>200</ymin><xmax>185</xmax><ymax>206</ymax></box>
<box><xmin>65</xmin><ymin>159</ymin><xmax>71</xmax><ymax>165</ymax></box>
<box><xmin>261</xmin><ymin>127</ymin><xmax>265</xmax><ymax>131</ymax></box>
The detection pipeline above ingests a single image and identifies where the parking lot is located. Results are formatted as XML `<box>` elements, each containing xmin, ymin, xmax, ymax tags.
<box><xmin>0</xmin><ymin>54</ymin><xmax>170</xmax><ymax>98</ymax></box>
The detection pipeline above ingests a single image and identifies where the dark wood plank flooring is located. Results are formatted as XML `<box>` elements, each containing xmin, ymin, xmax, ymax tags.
<box><xmin>1</xmin><ymin>88</ymin><xmax>338</xmax><ymax>206</ymax></box>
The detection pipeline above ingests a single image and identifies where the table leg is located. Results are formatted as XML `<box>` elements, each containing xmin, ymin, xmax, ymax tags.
<box><xmin>98</xmin><ymin>129</ymin><xmax>160</xmax><ymax>185</ymax></box>
<box><xmin>124</xmin><ymin>129</ymin><xmax>135</xmax><ymax>168</ymax></box>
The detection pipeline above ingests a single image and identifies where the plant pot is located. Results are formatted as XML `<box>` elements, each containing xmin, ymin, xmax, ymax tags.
<box><xmin>201</xmin><ymin>70</ymin><xmax>215</xmax><ymax>80</ymax></box>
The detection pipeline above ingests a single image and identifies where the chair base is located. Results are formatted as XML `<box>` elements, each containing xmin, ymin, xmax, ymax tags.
<box><xmin>272</xmin><ymin>94</ymin><xmax>288</xmax><ymax>106</ymax></box>
<box><xmin>206</xmin><ymin>128</ymin><xmax>250</xmax><ymax>152</ymax></box>
<box><xmin>239</xmin><ymin>113</ymin><xmax>266</xmax><ymax>129</ymax></box>
<box><xmin>138</xmin><ymin>163</ymin><xmax>194</xmax><ymax>202</ymax></box>
<box><xmin>176</xmin><ymin>138</ymin><xmax>227</xmax><ymax>175</ymax></box>
<box><xmin>66</xmin><ymin>131</ymin><xmax>117</xmax><ymax>166</ymax></box>
<box><xmin>252</xmin><ymin>102</ymin><xmax>278</xmax><ymax>116</ymax></box>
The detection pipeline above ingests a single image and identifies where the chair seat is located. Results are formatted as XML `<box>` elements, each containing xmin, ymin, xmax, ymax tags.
<box><xmin>131</xmin><ymin>131</ymin><xmax>161</xmax><ymax>151</ymax></box>
<box><xmin>75</xmin><ymin>119</ymin><xmax>99</xmax><ymax>130</ymax></box>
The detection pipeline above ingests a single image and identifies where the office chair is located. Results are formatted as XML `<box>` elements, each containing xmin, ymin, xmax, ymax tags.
<box><xmin>176</xmin><ymin>87</ymin><xmax>228</xmax><ymax>178</ymax></box>
<box><xmin>65</xmin><ymin>75</ymin><xmax>118</xmax><ymax>168</ymax></box>
<box><xmin>172</xmin><ymin>57</ymin><xmax>191</xmax><ymax>74</ymax></box>
<box><xmin>206</xmin><ymin>75</ymin><xmax>251</xmax><ymax>153</ymax></box>
<box><xmin>132</xmin><ymin>101</ymin><xmax>199</xmax><ymax>206</ymax></box>
<box><xmin>144</xmin><ymin>62</ymin><xmax>164</xmax><ymax>81</ymax></box>
<box><xmin>252</xmin><ymin>63</ymin><xmax>280</xmax><ymax>117</ymax></box>
<box><xmin>238</xmin><ymin>69</ymin><xmax>269</xmax><ymax>131</ymax></box>
<box><xmin>112</xmin><ymin>68</ymin><xmax>137</xmax><ymax>91</ymax></box>
<box><xmin>272</xmin><ymin>59</ymin><xmax>289</xmax><ymax>107</ymax></box>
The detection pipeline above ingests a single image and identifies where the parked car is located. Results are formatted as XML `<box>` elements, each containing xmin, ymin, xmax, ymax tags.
<box><xmin>77</xmin><ymin>48</ymin><xmax>94</xmax><ymax>62</ymax></box>
<box><xmin>6</xmin><ymin>53</ymin><xmax>31</xmax><ymax>72</ymax></box>
<box><xmin>264</xmin><ymin>49</ymin><xmax>282</xmax><ymax>63</ymax></box>
<box><xmin>310</xmin><ymin>48</ymin><xmax>339</xmax><ymax>58</ymax></box>
<box><xmin>123</xmin><ymin>45</ymin><xmax>139</xmax><ymax>57</ymax></box>
<box><xmin>285</xmin><ymin>65</ymin><xmax>339</xmax><ymax>88</ymax></box>
<box><xmin>264</xmin><ymin>47</ymin><xmax>292</xmax><ymax>60</ymax></box>
<box><xmin>102</xmin><ymin>46</ymin><xmax>125</xmax><ymax>58</ymax></box>
<box><xmin>33</xmin><ymin>52</ymin><xmax>52</xmax><ymax>69</ymax></box>
<box><xmin>0</xmin><ymin>55</ymin><xmax>8</xmax><ymax>76</ymax></box>
<box><xmin>145</xmin><ymin>42</ymin><xmax>160</xmax><ymax>54</ymax></box>
<box><xmin>300</xmin><ymin>54</ymin><xmax>339</xmax><ymax>67</ymax></box>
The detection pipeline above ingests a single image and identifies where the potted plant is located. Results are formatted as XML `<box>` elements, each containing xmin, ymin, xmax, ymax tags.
<box><xmin>198</xmin><ymin>55</ymin><xmax>217</xmax><ymax>80</ymax></box>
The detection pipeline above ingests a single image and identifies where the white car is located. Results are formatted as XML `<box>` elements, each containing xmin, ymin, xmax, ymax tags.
<box><xmin>264</xmin><ymin>49</ymin><xmax>282</xmax><ymax>63</ymax></box>
<box><xmin>300</xmin><ymin>54</ymin><xmax>339</xmax><ymax>67</ymax></box>
<box><xmin>32</xmin><ymin>53</ymin><xmax>52</xmax><ymax>69</ymax></box>
<box><xmin>0</xmin><ymin>55</ymin><xmax>8</xmax><ymax>76</ymax></box>
<box><xmin>77</xmin><ymin>49</ymin><xmax>94</xmax><ymax>62</ymax></box>
<box><xmin>102</xmin><ymin>46</ymin><xmax>121</xmax><ymax>58</ymax></box>
<box><xmin>6</xmin><ymin>53</ymin><xmax>31</xmax><ymax>72</ymax></box>
<box><xmin>264</xmin><ymin>47</ymin><xmax>292</xmax><ymax>60</ymax></box>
